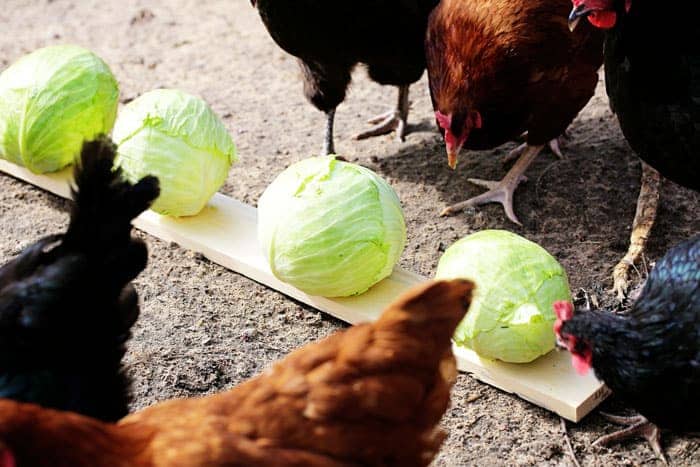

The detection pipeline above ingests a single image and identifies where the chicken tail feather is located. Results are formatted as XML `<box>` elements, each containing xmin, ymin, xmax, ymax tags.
<box><xmin>64</xmin><ymin>136</ymin><xmax>159</xmax><ymax>251</ymax></box>
<box><xmin>371</xmin><ymin>279</ymin><xmax>474</xmax><ymax>363</ymax></box>
<box><xmin>0</xmin><ymin>136</ymin><xmax>159</xmax><ymax>421</ymax></box>
<box><xmin>288</xmin><ymin>279</ymin><xmax>474</xmax><ymax>465</ymax></box>
<box><xmin>381</xmin><ymin>278</ymin><xmax>473</xmax><ymax>326</ymax></box>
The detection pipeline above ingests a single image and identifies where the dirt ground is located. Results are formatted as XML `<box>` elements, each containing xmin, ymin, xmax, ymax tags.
<box><xmin>1</xmin><ymin>1</ymin><xmax>699</xmax><ymax>465</ymax></box>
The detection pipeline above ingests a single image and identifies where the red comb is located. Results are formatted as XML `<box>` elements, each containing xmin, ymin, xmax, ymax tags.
<box><xmin>553</xmin><ymin>301</ymin><xmax>574</xmax><ymax>321</ymax></box>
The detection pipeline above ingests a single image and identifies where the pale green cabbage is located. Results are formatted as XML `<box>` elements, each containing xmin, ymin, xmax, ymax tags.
<box><xmin>258</xmin><ymin>156</ymin><xmax>406</xmax><ymax>297</ymax></box>
<box><xmin>436</xmin><ymin>230</ymin><xmax>571</xmax><ymax>363</ymax></box>
<box><xmin>0</xmin><ymin>45</ymin><xmax>119</xmax><ymax>173</ymax></box>
<box><xmin>113</xmin><ymin>89</ymin><xmax>237</xmax><ymax>217</ymax></box>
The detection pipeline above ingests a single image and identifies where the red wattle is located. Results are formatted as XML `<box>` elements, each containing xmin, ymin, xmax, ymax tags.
<box><xmin>572</xmin><ymin>353</ymin><xmax>592</xmax><ymax>375</ymax></box>
<box><xmin>553</xmin><ymin>319</ymin><xmax>563</xmax><ymax>336</ymax></box>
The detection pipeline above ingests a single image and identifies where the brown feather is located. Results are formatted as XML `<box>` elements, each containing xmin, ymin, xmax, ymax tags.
<box><xmin>426</xmin><ymin>0</ymin><xmax>604</xmax><ymax>148</ymax></box>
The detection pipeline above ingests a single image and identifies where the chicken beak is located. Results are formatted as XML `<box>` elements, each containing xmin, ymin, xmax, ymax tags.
<box><xmin>447</xmin><ymin>148</ymin><xmax>459</xmax><ymax>170</ymax></box>
<box><xmin>568</xmin><ymin>16</ymin><xmax>581</xmax><ymax>32</ymax></box>
<box><xmin>568</xmin><ymin>4</ymin><xmax>590</xmax><ymax>31</ymax></box>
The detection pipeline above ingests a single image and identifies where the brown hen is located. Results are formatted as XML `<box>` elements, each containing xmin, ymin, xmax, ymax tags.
<box><xmin>0</xmin><ymin>279</ymin><xmax>473</xmax><ymax>467</ymax></box>
<box><xmin>426</xmin><ymin>0</ymin><xmax>604</xmax><ymax>224</ymax></box>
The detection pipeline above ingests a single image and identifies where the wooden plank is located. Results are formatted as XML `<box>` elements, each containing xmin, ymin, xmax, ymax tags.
<box><xmin>0</xmin><ymin>160</ymin><xmax>609</xmax><ymax>421</ymax></box>
<box><xmin>453</xmin><ymin>345</ymin><xmax>610</xmax><ymax>421</ymax></box>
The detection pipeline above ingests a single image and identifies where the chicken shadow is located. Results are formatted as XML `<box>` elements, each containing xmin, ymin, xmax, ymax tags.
<box><xmin>365</xmin><ymin>114</ymin><xmax>699</xmax><ymax>265</ymax></box>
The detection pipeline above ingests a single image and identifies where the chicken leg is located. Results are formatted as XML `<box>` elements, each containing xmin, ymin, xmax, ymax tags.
<box><xmin>440</xmin><ymin>144</ymin><xmax>544</xmax><ymax>225</ymax></box>
<box><xmin>355</xmin><ymin>85</ymin><xmax>410</xmax><ymax>141</ymax></box>
<box><xmin>593</xmin><ymin>413</ymin><xmax>667</xmax><ymax>465</ymax></box>
<box><xmin>612</xmin><ymin>162</ymin><xmax>661</xmax><ymax>300</ymax></box>
<box><xmin>322</xmin><ymin>109</ymin><xmax>336</xmax><ymax>155</ymax></box>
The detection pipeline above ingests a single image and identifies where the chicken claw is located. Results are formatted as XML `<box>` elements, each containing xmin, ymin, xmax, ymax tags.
<box><xmin>441</xmin><ymin>144</ymin><xmax>544</xmax><ymax>225</ymax></box>
<box><xmin>594</xmin><ymin>413</ymin><xmax>667</xmax><ymax>465</ymax></box>
<box><xmin>504</xmin><ymin>137</ymin><xmax>565</xmax><ymax>165</ymax></box>
<box><xmin>612</xmin><ymin>163</ymin><xmax>661</xmax><ymax>300</ymax></box>
<box><xmin>355</xmin><ymin>85</ymin><xmax>410</xmax><ymax>142</ymax></box>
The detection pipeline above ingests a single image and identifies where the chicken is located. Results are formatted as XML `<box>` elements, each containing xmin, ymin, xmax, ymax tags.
<box><xmin>426</xmin><ymin>0</ymin><xmax>604</xmax><ymax>225</ymax></box>
<box><xmin>0</xmin><ymin>137</ymin><xmax>159</xmax><ymax>422</ymax></box>
<box><xmin>251</xmin><ymin>0</ymin><xmax>439</xmax><ymax>155</ymax></box>
<box><xmin>568</xmin><ymin>0</ymin><xmax>700</xmax><ymax>299</ymax></box>
<box><xmin>554</xmin><ymin>235</ymin><xmax>700</xmax><ymax>463</ymax></box>
<box><xmin>0</xmin><ymin>279</ymin><xmax>473</xmax><ymax>466</ymax></box>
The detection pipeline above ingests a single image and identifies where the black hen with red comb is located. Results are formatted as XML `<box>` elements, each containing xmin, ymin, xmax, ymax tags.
<box><xmin>555</xmin><ymin>235</ymin><xmax>700</xmax><ymax>460</ymax></box>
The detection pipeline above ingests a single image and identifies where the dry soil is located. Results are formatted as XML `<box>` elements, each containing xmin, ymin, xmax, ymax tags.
<box><xmin>1</xmin><ymin>1</ymin><xmax>699</xmax><ymax>466</ymax></box>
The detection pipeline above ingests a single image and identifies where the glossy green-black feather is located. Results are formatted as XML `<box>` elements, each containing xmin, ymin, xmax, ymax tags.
<box><xmin>562</xmin><ymin>236</ymin><xmax>700</xmax><ymax>431</ymax></box>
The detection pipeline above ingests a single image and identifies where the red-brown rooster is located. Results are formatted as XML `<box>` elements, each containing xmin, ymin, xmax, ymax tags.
<box><xmin>426</xmin><ymin>0</ymin><xmax>604</xmax><ymax>224</ymax></box>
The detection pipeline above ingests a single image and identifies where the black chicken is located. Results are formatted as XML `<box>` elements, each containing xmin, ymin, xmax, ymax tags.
<box><xmin>0</xmin><ymin>137</ymin><xmax>159</xmax><ymax>422</ymax></box>
<box><xmin>569</xmin><ymin>0</ymin><xmax>700</xmax><ymax>298</ymax></box>
<box><xmin>251</xmin><ymin>0</ymin><xmax>439</xmax><ymax>154</ymax></box>
<box><xmin>555</xmin><ymin>235</ymin><xmax>700</xmax><ymax>462</ymax></box>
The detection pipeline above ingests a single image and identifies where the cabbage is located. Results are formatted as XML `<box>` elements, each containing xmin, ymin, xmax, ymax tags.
<box><xmin>258</xmin><ymin>156</ymin><xmax>406</xmax><ymax>297</ymax></box>
<box><xmin>0</xmin><ymin>45</ymin><xmax>119</xmax><ymax>173</ymax></box>
<box><xmin>113</xmin><ymin>89</ymin><xmax>237</xmax><ymax>217</ymax></box>
<box><xmin>435</xmin><ymin>230</ymin><xmax>571</xmax><ymax>363</ymax></box>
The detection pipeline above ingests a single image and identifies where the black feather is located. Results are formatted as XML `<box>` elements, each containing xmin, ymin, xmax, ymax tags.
<box><xmin>604</xmin><ymin>0</ymin><xmax>700</xmax><ymax>190</ymax></box>
<box><xmin>254</xmin><ymin>0</ymin><xmax>439</xmax><ymax>113</ymax></box>
<box><xmin>0</xmin><ymin>135</ymin><xmax>159</xmax><ymax>422</ymax></box>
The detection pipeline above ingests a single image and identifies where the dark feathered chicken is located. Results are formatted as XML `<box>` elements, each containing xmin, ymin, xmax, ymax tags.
<box><xmin>569</xmin><ymin>0</ymin><xmax>700</xmax><ymax>297</ymax></box>
<box><xmin>251</xmin><ymin>0</ymin><xmax>439</xmax><ymax>154</ymax></box>
<box><xmin>0</xmin><ymin>137</ymin><xmax>159</xmax><ymax>422</ymax></box>
<box><xmin>426</xmin><ymin>0</ymin><xmax>604</xmax><ymax>224</ymax></box>
<box><xmin>570</xmin><ymin>0</ymin><xmax>699</xmax><ymax>191</ymax></box>
<box><xmin>555</xmin><ymin>235</ymin><xmax>700</xmax><ymax>462</ymax></box>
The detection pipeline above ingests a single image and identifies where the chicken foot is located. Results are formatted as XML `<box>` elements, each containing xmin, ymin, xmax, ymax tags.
<box><xmin>355</xmin><ymin>84</ymin><xmax>410</xmax><ymax>141</ymax></box>
<box><xmin>440</xmin><ymin>144</ymin><xmax>543</xmax><ymax>225</ymax></box>
<box><xmin>594</xmin><ymin>413</ymin><xmax>667</xmax><ymax>465</ymax></box>
<box><xmin>504</xmin><ymin>136</ymin><xmax>565</xmax><ymax>164</ymax></box>
<box><xmin>612</xmin><ymin>162</ymin><xmax>661</xmax><ymax>300</ymax></box>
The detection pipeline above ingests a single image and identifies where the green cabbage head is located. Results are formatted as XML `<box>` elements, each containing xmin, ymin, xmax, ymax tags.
<box><xmin>258</xmin><ymin>156</ymin><xmax>406</xmax><ymax>297</ymax></box>
<box><xmin>113</xmin><ymin>89</ymin><xmax>237</xmax><ymax>217</ymax></box>
<box><xmin>0</xmin><ymin>45</ymin><xmax>119</xmax><ymax>173</ymax></box>
<box><xmin>436</xmin><ymin>230</ymin><xmax>571</xmax><ymax>363</ymax></box>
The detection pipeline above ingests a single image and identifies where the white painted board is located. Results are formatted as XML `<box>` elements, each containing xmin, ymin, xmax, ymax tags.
<box><xmin>0</xmin><ymin>160</ymin><xmax>610</xmax><ymax>421</ymax></box>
